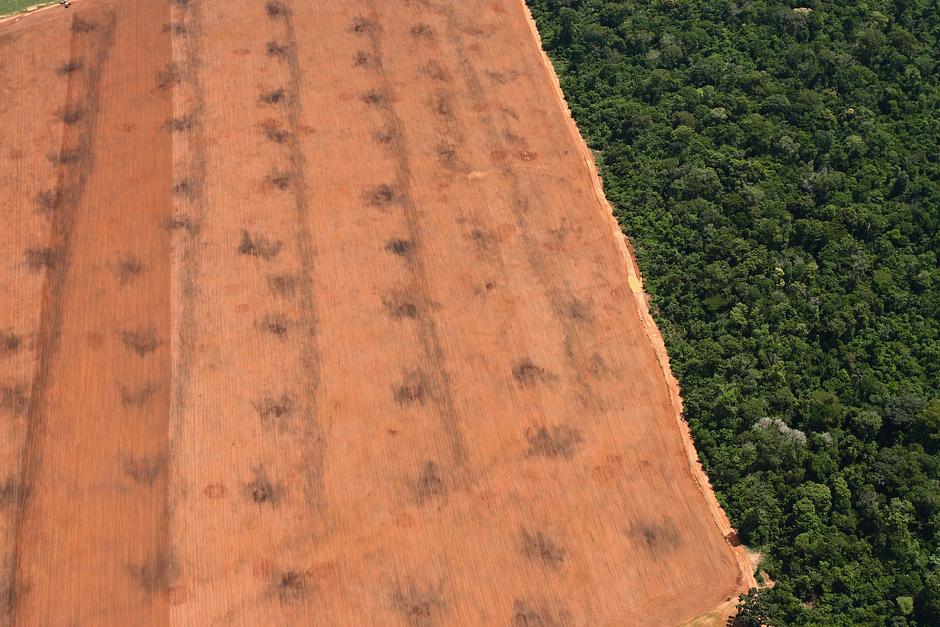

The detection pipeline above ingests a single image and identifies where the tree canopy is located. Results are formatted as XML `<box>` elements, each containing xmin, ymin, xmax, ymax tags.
<box><xmin>526</xmin><ymin>1</ymin><xmax>940</xmax><ymax>624</ymax></box>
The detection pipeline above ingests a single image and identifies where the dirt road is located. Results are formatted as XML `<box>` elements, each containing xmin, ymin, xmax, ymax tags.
<box><xmin>0</xmin><ymin>0</ymin><xmax>749</xmax><ymax>624</ymax></box>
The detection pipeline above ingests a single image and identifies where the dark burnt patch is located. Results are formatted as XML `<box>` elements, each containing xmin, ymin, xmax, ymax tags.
<box><xmin>394</xmin><ymin>371</ymin><xmax>428</xmax><ymax>406</ymax></box>
<box><xmin>265</xmin><ymin>171</ymin><xmax>293</xmax><ymax>191</ymax></box>
<box><xmin>0</xmin><ymin>331</ymin><xmax>21</xmax><ymax>357</ymax></box>
<box><xmin>384</xmin><ymin>294</ymin><xmax>419</xmax><ymax>320</ymax></box>
<box><xmin>267</xmin><ymin>273</ymin><xmax>297</xmax><ymax>296</ymax></box>
<box><xmin>255</xmin><ymin>394</ymin><xmax>293</xmax><ymax>430</ymax></box>
<box><xmin>361</xmin><ymin>89</ymin><xmax>388</xmax><ymax>107</ymax></box>
<box><xmin>119</xmin><ymin>382</ymin><xmax>159</xmax><ymax>408</ymax></box>
<box><xmin>431</xmin><ymin>94</ymin><xmax>453</xmax><ymax>119</ymax></box>
<box><xmin>36</xmin><ymin>188</ymin><xmax>63</xmax><ymax>215</ymax></box>
<box><xmin>353</xmin><ymin>50</ymin><xmax>378</xmax><ymax>69</ymax></box>
<box><xmin>1</xmin><ymin>385</ymin><xmax>28</xmax><ymax>416</ymax></box>
<box><xmin>25</xmin><ymin>247</ymin><xmax>60</xmax><ymax>272</ymax></box>
<box><xmin>238</xmin><ymin>230</ymin><xmax>282</xmax><ymax>260</ymax></box>
<box><xmin>127</xmin><ymin>553</ymin><xmax>177</xmax><ymax>593</ymax></box>
<box><xmin>155</xmin><ymin>63</ymin><xmax>181</xmax><ymax>91</ymax></box>
<box><xmin>521</xmin><ymin>529</ymin><xmax>566</xmax><ymax>568</ymax></box>
<box><xmin>511</xmin><ymin>359</ymin><xmax>556</xmax><ymax>386</ymax></box>
<box><xmin>161</xmin><ymin>21</ymin><xmax>188</xmax><ymax>35</ymax></box>
<box><xmin>259</xmin><ymin>314</ymin><xmax>289</xmax><ymax>338</ymax></box>
<box><xmin>56</xmin><ymin>60</ymin><xmax>83</xmax><ymax>75</ymax></box>
<box><xmin>525</xmin><ymin>425</ymin><xmax>584</xmax><ymax>459</ymax></box>
<box><xmin>266</xmin><ymin>40</ymin><xmax>290</xmax><ymax>58</ymax></box>
<box><xmin>410</xmin><ymin>23</ymin><xmax>435</xmax><ymax>40</ymax></box>
<box><xmin>123</xmin><ymin>455</ymin><xmax>166</xmax><ymax>487</ymax></box>
<box><xmin>244</xmin><ymin>465</ymin><xmax>283</xmax><ymax>506</ymax></box>
<box><xmin>265</xmin><ymin>1</ymin><xmax>289</xmax><ymax>18</ymax></box>
<box><xmin>71</xmin><ymin>18</ymin><xmax>97</xmax><ymax>34</ymax></box>
<box><xmin>164</xmin><ymin>213</ymin><xmax>199</xmax><ymax>234</ymax></box>
<box><xmin>0</xmin><ymin>477</ymin><xmax>27</xmax><ymax>509</ymax></box>
<box><xmin>121</xmin><ymin>327</ymin><xmax>161</xmax><ymax>357</ymax></box>
<box><xmin>58</xmin><ymin>106</ymin><xmax>83</xmax><ymax>125</ymax></box>
<box><xmin>262</xmin><ymin>123</ymin><xmax>290</xmax><ymax>144</ymax></box>
<box><xmin>415</xmin><ymin>461</ymin><xmax>446</xmax><ymax>503</ymax></box>
<box><xmin>372</xmin><ymin>127</ymin><xmax>398</xmax><ymax>147</ymax></box>
<box><xmin>436</xmin><ymin>143</ymin><xmax>465</xmax><ymax>171</ymax></box>
<box><xmin>564</xmin><ymin>297</ymin><xmax>594</xmax><ymax>324</ymax></box>
<box><xmin>165</xmin><ymin>114</ymin><xmax>196</xmax><ymax>132</ymax></box>
<box><xmin>393</xmin><ymin>582</ymin><xmax>444</xmax><ymax>626</ymax></box>
<box><xmin>630</xmin><ymin>521</ymin><xmax>682</xmax><ymax>555</ymax></box>
<box><xmin>511</xmin><ymin>599</ymin><xmax>571</xmax><ymax>627</ymax></box>
<box><xmin>350</xmin><ymin>15</ymin><xmax>379</xmax><ymax>35</ymax></box>
<box><xmin>467</xmin><ymin>228</ymin><xmax>497</xmax><ymax>257</ymax></box>
<box><xmin>366</xmin><ymin>184</ymin><xmax>398</xmax><ymax>208</ymax></box>
<box><xmin>272</xmin><ymin>570</ymin><xmax>307</xmax><ymax>605</ymax></box>
<box><xmin>116</xmin><ymin>255</ymin><xmax>145</xmax><ymax>285</ymax></box>
<box><xmin>385</xmin><ymin>238</ymin><xmax>414</xmax><ymax>256</ymax></box>
<box><xmin>420</xmin><ymin>60</ymin><xmax>450</xmax><ymax>82</ymax></box>
<box><xmin>172</xmin><ymin>179</ymin><xmax>194</xmax><ymax>198</ymax></box>
<box><xmin>48</xmin><ymin>148</ymin><xmax>80</xmax><ymax>166</ymax></box>
<box><xmin>260</xmin><ymin>87</ymin><xmax>287</xmax><ymax>105</ymax></box>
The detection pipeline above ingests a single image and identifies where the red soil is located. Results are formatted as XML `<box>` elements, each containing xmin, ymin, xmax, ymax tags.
<box><xmin>0</xmin><ymin>0</ymin><xmax>750</xmax><ymax>624</ymax></box>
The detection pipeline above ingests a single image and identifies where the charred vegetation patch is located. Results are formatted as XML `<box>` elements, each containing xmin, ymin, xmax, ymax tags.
<box><xmin>361</xmin><ymin>89</ymin><xmax>389</xmax><ymax>108</ymax></box>
<box><xmin>244</xmin><ymin>465</ymin><xmax>283</xmax><ymax>506</ymax></box>
<box><xmin>435</xmin><ymin>143</ymin><xmax>465</xmax><ymax>171</ymax></box>
<box><xmin>258</xmin><ymin>313</ymin><xmax>290</xmax><ymax>338</ymax></box>
<box><xmin>431</xmin><ymin>94</ymin><xmax>453</xmax><ymax>119</ymax></box>
<box><xmin>467</xmin><ymin>228</ymin><xmax>498</xmax><ymax>257</ymax></box>
<box><xmin>420</xmin><ymin>60</ymin><xmax>450</xmax><ymax>83</ymax></box>
<box><xmin>511</xmin><ymin>599</ymin><xmax>571</xmax><ymax>627</ymax></box>
<box><xmin>524</xmin><ymin>425</ymin><xmax>584</xmax><ymax>459</ymax></box>
<box><xmin>260</xmin><ymin>87</ymin><xmax>287</xmax><ymax>105</ymax></box>
<box><xmin>261</xmin><ymin>120</ymin><xmax>291</xmax><ymax>144</ymax></box>
<box><xmin>121</xmin><ymin>327</ymin><xmax>161</xmax><ymax>357</ymax></box>
<box><xmin>352</xmin><ymin>50</ymin><xmax>379</xmax><ymax>69</ymax></box>
<box><xmin>0</xmin><ymin>331</ymin><xmax>21</xmax><ymax>357</ymax></box>
<box><xmin>48</xmin><ymin>148</ymin><xmax>81</xmax><ymax>166</ymax></box>
<box><xmin>385</xmin><ymin>238</ymin><xmax>414</xmax><ymax>256</ymax></box>
<box><xmin>265</xmin><ymin>171</ymin><xmax>293</xmax><ymax>191</ymax></box>
<box><xmin>630</xmin><ymin>521</ymin><xmax>681</xmax><ymax>555</ymax></box>
<box><xmin>520</xmin><ymin>529</ymin><xmax>566</xmax><ymax>568</ymax></box>
<box><xmin>415</xmin><ymin>461</ymin><xmax>446</xmax><ymax>503</ymax></box>
<box><xmin>511</xmin><ymin>359</ymin><xmax>556</xmax><ymax>386</ymax></box>
<box><xmin>267</xmin><ymin>273</ymin><xmax>297</xmax><ymax>296</ymax></box>
<box><xmin>116</xmin><ymin>255</ymin><xmax>145</xmax><ymax>285</ymax></box>
<box><xmin>119</xmin><ymin>382</ymin><xmax>159</xmax><ymax>408</ymax></box>
<box><xmin>0</xmin><ymin>478</ymin><xmax>27</xmax><ymax>509</ymax></box>
<box><xmin>1</xmin><ymin>385</ymin><xmax>28</xmax><ymax>416</ymax></box>
<box><xmin>155</xmin><ymin>63</ymin><xmax>181</xmax><ymax>91</ymax></box>
<box><xmin>56</xmin><ymin>60</ymin><xmax>83</xmax><ymax>76</ymax></box>
<box><xmin>372</xmin><ymin>127</ymin><xmax>398</xmax><ymax>147</ymax></box>
<box><xmin>255</xmin><ymin>393</ymin><xmax>293</xmax><ymax>430</ymax></box>
<box><xmin>366</xmin><ymin>183</ymin><xmax>398</xmax><ymax>208</ymax></box>
<box><xmin>164</xmin><ymin>213</ymin><xmax>199</xmax><ymax>234</ymax></box>
<box><xmin>36</xmin><ymin>188</ymin><xmax>64</xmax><ymax>215</ymax></box>
<box><xmin>161</xmin><ymin>21</ymin><xmax>187</xmax><ymax>35</ymax></box>
<box><xmin>410</xmin><ymin>23</ymin><xmax>435</xmax><ymax>40</ymax></box>
<box><xmin>272</xmin><ymin>570</ymin><xmax>307</xmax><ymax>605</ymax></box>
<box><xmin>58</xmin><ymin>106</ymin><xmax>84</xmax><ymax>125</ymax></box>
<box><xmin>238</xmin><ymin>230</ymin><xmax>282</xmax><ymax>260</ymax></box>
<box><xmin>384</xmin><ymin>294</ymin><xmax>419</xmax><ymax>320</ymax></box>
<box><xmin>71</xmin><ymin>18</ymin><xmax>97</xmax><ymax>34</ymax></box>
<box><xmin>266</xmin><ymin>40</ymin><xmax>290</xmax><ymax>58</ymax></box>
<box><xmin>265</xmin><ymin>1</ymin><xmax>289</xmax><ymax>19</ymax></box>
<box><xmin>393</xmin><ymin>582</ymin><xmax>444</xmax><ymax>626</ymax></box>
<box><xmin>127</xmin><ymin>553</ymin><xmax>177</xmax><ymax>593</ymax></box>
<box><xmin>350</xmin><ymin>15</ymin><xmax>379</xmax><ymax>35</ymax></box>
<box><xmin>123</xmin><ymin>455</ymin><xmax>166</xmax><ymax>486</ymax></box>
<box><xmin>24</xmin><ymin>247</ymin><xmax>60</xmax><ymax>271</ymax></box>
<box><xmin>165</xmin><ymin>114</ymin><xmax>196</xmax><ymax>132</ymax></box>
<box><xmin>394</xmin><ymin>371</ymin><xmax>428</xmax><ymax>406</ymax></box>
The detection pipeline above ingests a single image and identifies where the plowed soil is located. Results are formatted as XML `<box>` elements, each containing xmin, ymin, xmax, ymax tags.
<box><xmin>0</xmin><ymin>0</ymin><xmax>750</xmax><ymax>625</ymax></box>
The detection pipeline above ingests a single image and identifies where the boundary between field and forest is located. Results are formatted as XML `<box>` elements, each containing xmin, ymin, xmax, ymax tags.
<box><xmin>516</xmin><ymin>0</ymin><xmax>761</xmax><ymax>622</ymax></box>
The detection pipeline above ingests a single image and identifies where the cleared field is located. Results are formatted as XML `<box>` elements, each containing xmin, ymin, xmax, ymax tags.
<box><xmin>0</xmin><ymin>0</ymin><xmax>750</xmax><ymax>625</ymax></box>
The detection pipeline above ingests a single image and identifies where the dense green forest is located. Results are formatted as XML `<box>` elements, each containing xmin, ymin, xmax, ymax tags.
<box><xmin>525</xmin><ymin>0</ymin><xmax>939</xmax><ymax>624</ymax></box>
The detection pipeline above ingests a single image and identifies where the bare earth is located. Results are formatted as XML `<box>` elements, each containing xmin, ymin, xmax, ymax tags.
<box><xmin>0</xmin><ymin>0</ymin><xmax>750</xmax><ymax>624</ymax></box>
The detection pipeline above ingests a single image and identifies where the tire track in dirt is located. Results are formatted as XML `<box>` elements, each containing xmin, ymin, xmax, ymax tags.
<box><xmin>3</xmin><ymin>11</ymin><xmax>116</xmax><ymax>620</ymax></box>
<box><xmin>432</xmin><ymin>1</ymin><xmax>603</xmax><ymax>413</ymax></box>
<box><xmin>357</xmin><ymin>2</ymin><xmax>470</xmax><ymax>478</ymax></box>
<box><xmin>264</xmin><ymin>0</ymin><xmax>326</xmax><ymax>515</ymax></box>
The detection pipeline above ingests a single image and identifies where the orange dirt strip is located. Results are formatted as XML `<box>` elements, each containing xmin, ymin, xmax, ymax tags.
<box><xmin>0</xmin><ymin>0</ymin><xmax>750</xmax><ymax>625</ymax></box>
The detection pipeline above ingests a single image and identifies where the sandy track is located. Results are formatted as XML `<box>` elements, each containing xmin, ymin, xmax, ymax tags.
<box><xmin>1</xmin><ymin>0</ymin><xmax>748</xmax><ymax>624</ymax></box>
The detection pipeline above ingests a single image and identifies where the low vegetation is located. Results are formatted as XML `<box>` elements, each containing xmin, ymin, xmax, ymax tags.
<box><xmin>526</xmin><ymin>1</ymin><xmax>939</xmax><ymax>624</ymax></box>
